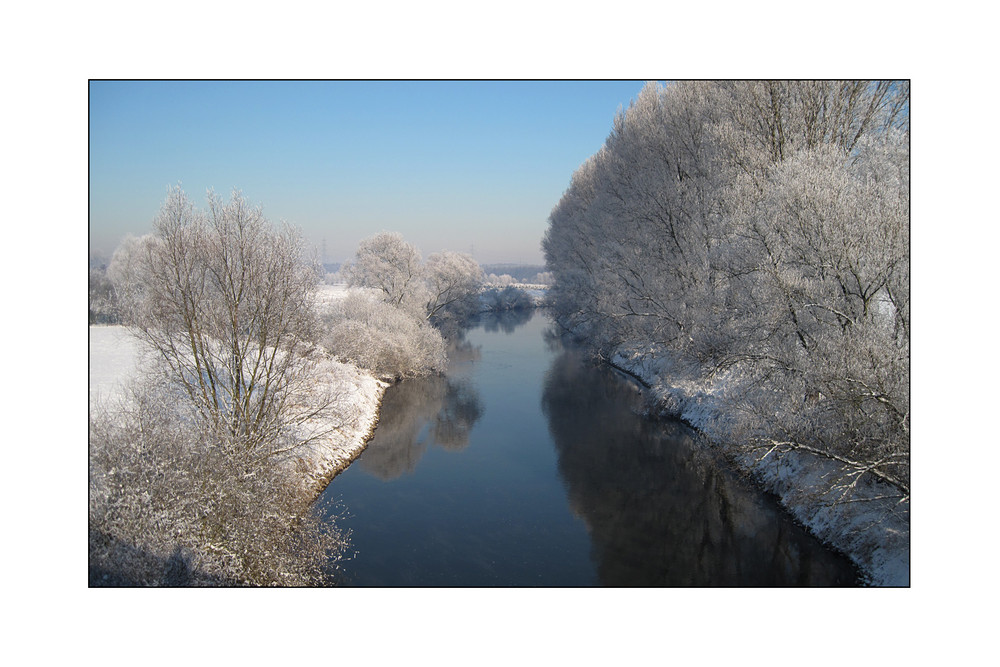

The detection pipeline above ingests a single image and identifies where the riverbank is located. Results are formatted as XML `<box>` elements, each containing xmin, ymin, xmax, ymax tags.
<box><xmin>606</xmin><ymin>345</ymin><xmax>909</xmax><ymax>586</ymax></box>
<box><xmin>286</xmin><ymin>354</ymin><xmax>388</xmax><ymax>496</ymax></box>
<box><xmin>89</xmin><ymin>324</ymin><xmax>387</xmax><ymax>502</ymax></box>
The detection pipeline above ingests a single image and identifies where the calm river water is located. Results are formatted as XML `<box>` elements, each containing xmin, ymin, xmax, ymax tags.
<box><xmin>317</xmin><ymin>309</ymin><xmax>859</xmax><ymax>586</ymax></box>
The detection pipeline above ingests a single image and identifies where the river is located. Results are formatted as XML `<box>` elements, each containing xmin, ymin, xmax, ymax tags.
<box><xmin>316</xmin><ymin>309</ymin><xmax>860</xmax><ymax>586</ymax></box>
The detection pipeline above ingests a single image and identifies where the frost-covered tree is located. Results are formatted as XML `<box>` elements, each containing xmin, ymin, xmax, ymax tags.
<box><xmin>332</xmin><ymin>233</ymin><xmax>479</xmax><ymax>378</ymax></box>
<box><xmin>343</xmin><ymin>234</ymin><xmax>483</xmax><ymax>325</ymax></box>
<box><xmin>98</xmin><ymin>187</ymin><xmax>358</xmax><ymax>585</ymax></box>
<box><xmin>107</xmin><ymin>187</ymin><xmax>353</xmax><ymax>464</ymax></box>
<box><xmin>424</xmin><ymin>250</ymin><xmax>483</xmax><ymax>322</ymax></box>
<box><xmin>544</xmin><ymin>80</ymin><xmax>909</xmax><ymax>500</ymax></box>
<box><xmin>89</xmin><ymin>265</ymin><xmax>118</xmax><ymax>324</ymax></box>
<box><xmin>481</xmin><ymin>285</ymin><xmax>534</xmax><ymax>313</ymax></box>
<box><xmin>485</xmin><ymin>273</ymin><xmax>517</xmax><ymax>286</ymax></box>
<box><xmin>543</xmin><ymin>83</ymin><xmax>719</xmax><ymax>359</ymax></box>
<box><xmin>719</xmin><ymin>136</ymin><xmax>909</xmax><ymax>495</ymax></box>
<box><xmin>332</xmin><ymin>234</ymin><xmax>484</xmax><ymax>370</ymax></box>
<box><xmin>342</xmin><ymin>232</ymin><xmax>427</xmax><ymax>317</ymax></box>
<box><xmin>531</xmin><ymin>271</ymin><xmax>554</xmax><ymax>285</ymax></box>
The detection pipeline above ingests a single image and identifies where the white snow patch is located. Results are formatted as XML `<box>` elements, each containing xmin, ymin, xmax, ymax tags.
<box><xmin>89</xmin><ymin>325</ymin><xmax>143</xmax><ymax>410</ymax></box>
<box><xmin>279</xmin><ymin>353</ymin><xmax>387</xmax><ymax>493</ymax></box>
<box><xmin>315</xmin><ymin>283</ymin><xmax>352</xmax><ymax>308</ymax></box>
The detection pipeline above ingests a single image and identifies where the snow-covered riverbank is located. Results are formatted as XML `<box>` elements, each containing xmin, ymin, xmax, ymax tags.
<box><xmin>608</xmin><ymin>346</ymin><xmax>909</xmax><ymax>587</ymax></box>
<box><xmin>89</xmin><ymin>324</ymin><xmax>387</xmax><ymax>497</ymax></box>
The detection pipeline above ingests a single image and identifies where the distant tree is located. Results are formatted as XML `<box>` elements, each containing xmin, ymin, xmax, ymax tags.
<box><xmin>481</xmin><ymin>285</ymin><xmax>534</xmax><ymax>312</ymax></box>
<box><xmin>338</xmin><ymin>233</ymin><xmax>484</xmax><ymax>346</ymax></box>
<box><xmin>89</xmin><ymin>266</ymin><xmax>118</xmax><ymax>324</ymax></box>
<box><xmin>424</xmin><ymin>250</ymin><xmax>483</xmax><ymax>322</ymax></box>
<box><xmin>342</xmin><ymin>232</ymin><xmax>427</xmax><ymax>317</ymax></box>
<box><xmin>485</xmin><ymin>273</ymin><xmax>517</xmax><ymax>286</ymax></box>
<box><xmin>532</xmin><ymin>271</ymin><xmax>554</xmax><ymax>285</ymax></box>
<box><xmin>481</xmin><ymin>264</ymin><xmax>548</xmax><ymax>283</ymax></box>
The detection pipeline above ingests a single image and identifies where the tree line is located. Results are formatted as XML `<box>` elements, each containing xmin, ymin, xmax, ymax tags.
<box><xmin>543</xmin><ymin>81</ymin><xmax>909</xmax><ymax>501</ymax></box>
<box><xmin>90</xmin><ymin>191</ymin><xmax>488</xmax><ymax>585</ymax></box>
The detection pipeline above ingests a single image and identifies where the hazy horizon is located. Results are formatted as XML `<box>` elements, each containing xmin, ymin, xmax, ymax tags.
<box><xmin>89</xmin><ymin>80</ymin><xmax>647</xmax><ymax>265</ymax></box>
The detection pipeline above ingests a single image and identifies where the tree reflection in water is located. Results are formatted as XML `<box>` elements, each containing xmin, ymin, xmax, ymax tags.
<box><xmin>542</xmin><ymin>348</ymin><xmax>860</xmax><ymax>586</ymax></box>
<box><xmin>477</xmin><ymin>308</ymin><xmax>533</xmax><ymax>334</ymax></box>
<box><xmin>359</xmin><ymin>369</ymin><xmax>483</xmax><ymax>480</ymax></box>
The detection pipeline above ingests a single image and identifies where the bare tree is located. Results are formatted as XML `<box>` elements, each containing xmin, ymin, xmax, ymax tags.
<box><xmin>98</xmin><ymin>186</ymin><xmax>354</xmax><ymax>585</ymax></box>
<box><xmin>109</xmin><ymin>187</ymin><xmax>333</xmax><ymax>457</ymax></box>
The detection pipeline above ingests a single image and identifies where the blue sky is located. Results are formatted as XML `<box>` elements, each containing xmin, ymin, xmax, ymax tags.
<box><xmin>89</xmin><ymin>80</ymin><xmax>647</xmax><ymax>265</ymax></box>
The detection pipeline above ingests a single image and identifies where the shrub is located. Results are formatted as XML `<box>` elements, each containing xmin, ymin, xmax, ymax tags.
<box><xmin>480</xmin><ymin>285</ymin><xmax>534</xmax><ymax>312</ymax></box>
<box><xmin>320</xmin><ymin>291</ymin><xmax>446</xmax><ymax>380</ymax></box>
<box><xmin>89</xmin><ymin>377</ymin><xmax>347</xmax><ymax>586</ymax></box>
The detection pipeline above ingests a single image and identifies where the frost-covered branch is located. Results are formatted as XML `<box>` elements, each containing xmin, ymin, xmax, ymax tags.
<box><xmin>755</xmin><ymin>438</ymin><xmax>909</xmax><ymax>497</ymax></box>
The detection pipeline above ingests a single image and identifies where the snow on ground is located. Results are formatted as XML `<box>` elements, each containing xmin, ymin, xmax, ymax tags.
<box><xmin>89</xmin><ymin>323</ymin><xmax>386</xmax><ymax>496</ymax></box>
<box><xmin>315</xmin><ymin>282</ymin><xmax>351</xmax><ymax>308</ymax></box>
<box><xmin>284</xmin><ymin>353</ymin><xmax>387</xmax><ymax>494</ymax></box>
<box><xmin>89</xmin><ymin>325</ymin><xmax>144</xmax><ymax>410</ymax></box>
<box><xmin>610</xmin><ymin>346</ymin><xmax>910</xmax><ymax>587</ymax></box>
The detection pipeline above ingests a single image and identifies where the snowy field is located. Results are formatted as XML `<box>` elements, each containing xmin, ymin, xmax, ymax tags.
<box><xmin>315</xmin><ymin>282</ymin><xmax>352</xmax><ymax>308</ymax></box>
<box><xmin>90</xmin><ymin>281</ymin><xmax>358</xmax><ymax>407</ymax></box>
<box><xmin>89</xmin><ymin>325</ymin><xmax>144</xmax><ymax>410</ymax></box>
<box><xmin>89</xmin><ymin>322</ymin><xmax>386</xmax><ymax>493</ymax></box>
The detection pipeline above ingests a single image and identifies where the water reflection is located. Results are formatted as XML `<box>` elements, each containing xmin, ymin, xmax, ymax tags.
<box><xmin>445</xmin><ymin>336</ymin><xmax>482</xmax><ymax>366</ymax></box>
<box><xmin>359</xmin><ymin>375</ymin><xmax>484</xmax><ymax>480</ymax></box>
<box><xmin>542</xmin><ymin>348</ymin><xmax>859</xmax><ymax>586</ymax></box>
<box><xmin>324</xmin><ymin>310</ymin><xmax>858</xmax><ymax>586</ymax></box>
<box><xmin>477</xmin><ymin>308</ymin><xmax>533</xmax><ymax>334</ymax></box>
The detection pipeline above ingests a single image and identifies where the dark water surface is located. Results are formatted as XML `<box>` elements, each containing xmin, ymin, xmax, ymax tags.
<box><xmin>317</xmin><ymin>310</ymin><xmax>859</xmax><ymax>586</ymax></box>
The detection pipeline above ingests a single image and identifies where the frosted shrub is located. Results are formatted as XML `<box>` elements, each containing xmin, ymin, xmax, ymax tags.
<box><xmin>321</xmin><ymin>291</ymin><xmax>446</xmax><ymax>380</ymax></box>
<box><xmin>481</xmin><ymin>285</ymin><xmax>534</xmax><ymax>312</ymax></box>
<box><xmin>89</xmin><ymin>377</ymin><xmax>347</xmax><ymax>586</ymax></box>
